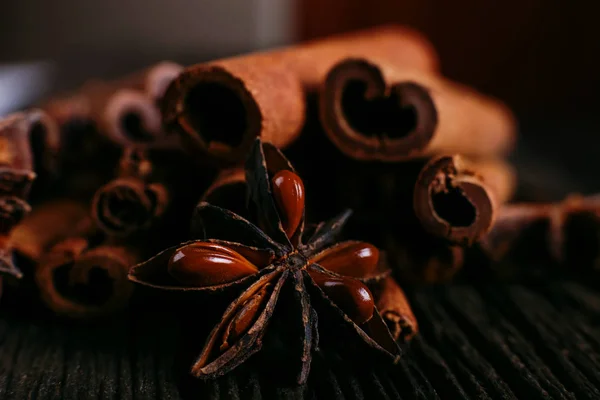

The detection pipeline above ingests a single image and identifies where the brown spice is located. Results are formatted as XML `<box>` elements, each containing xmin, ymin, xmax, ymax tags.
<box><xmin>320</xmin><ymin>58</ymin><xmax>516</xmax><ymax>161</ymax></box>
<box><xmin>91</xmin><ymin>147</ymin><xmax>206</xmax><ymax>239</ymax></box>
<box><xmin>36</xmin><ymin>238</ymin><xmax>139</xmax><ymax>318</ymax></box>
<box><xmin>479</xmin><ymin>195</ymin><xmax>600</xmax><ymax>274</ymax></box>
<box><xmin>414</xmin><ymin>155</ymin><xmax>516</xmax><ymax>245</ymax></box>
<box><xmin>11</xmin><ymin>200</ymin><xmax>94</xmax><ymax>264</ymax></box>
<box><xmin>42</xmin><ymin>61</ymin><xmax>182</xmax><ymax>148</ymax></box>
<box><xmin>91</xmin><ymin>149</ymin><xmax>168</xmax><ymax>238</ymax></box>
<box><xmin>161</xmin><ymin>25</ymin><xmax>438</xmax><ymax>165</ymax></box>
<box><xmin>375</xmin><ymin>276</ymin><xmax>418</xmax><ymax>342</ymax></box>
<box><xmin>130</xmin><ymin>139</ymin><xmax>399</xmax><ymax>383</ymax></box>
<box><xmin>0</xmin><ymin>110</ymin><xmax>59</xmax><ymax>281</ymax></box>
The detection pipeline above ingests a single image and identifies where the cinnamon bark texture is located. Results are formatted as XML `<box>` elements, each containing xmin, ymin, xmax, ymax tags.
<box><xmin>36</xmin><ymin>238</ymin><xmax>140</xmax><ymax>318</ymax></box>
<box><xmin>92</xmin><ymin>148</ymin><xmax>169</xmax><ymax>238</ymax></box>
<box><xmin>0</xmin><ymin>110</ymin><xmax>58</xmax><ymax>280</ymax></box>
<box><xmin>479</xmin><ymin>195</ymin><xmax>600</xmax><ymax>278</ymax></box>
<box><xmin>91</xmin><ymin>147</ymin><xmax>210</xmax><ymax>241</ymax></box>
<box><xmin>414</xmin><ymin>155</ymin><xmax>516</xmax><ymax>245</ymax></box>
<box><xmin>42</xmin><ymin>61</ymin><xmax>182</xmax><ymax>149</ymax></box>
<box><xmin>200</xmin><ymin>168</ymin><xmax>248</xmax><ymax>219</ymax></box>
<box><xmin>319</xmin><ymin>58</ymin><xmax>515</xmax><ymax>161</ymax></box>
<box><xmin>374</xmin><ymin>276</ymin><xmax>417</xmax><ymax>342</ymax></box>
<box><xmin>161</xmin><ymin>25</ymin><xmax>438</xmax><ymax>165</ymax></box>
<box><xmin>11</xmin><ymin>200</ymin><xmax>94</xmax><ymax>265</ymax></box>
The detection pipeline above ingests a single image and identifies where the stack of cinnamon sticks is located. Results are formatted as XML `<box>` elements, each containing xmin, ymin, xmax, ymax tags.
<box><xmin>0</xmin><ymin>25</ymin><xmax>594</xmax><ymax>335</ymax></box>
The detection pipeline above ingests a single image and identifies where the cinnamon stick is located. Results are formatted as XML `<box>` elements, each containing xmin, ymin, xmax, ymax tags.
<box><xmin>91</xmin><ymin>148</ymin><xmax>168</xmax><ymax>237</ymax></box>
<box><xmin>319</xmin><ymin>58</ymin><xmax>516</xmax><ymax>161</ymax></box>
<box><xmin>91</xmin><ymin>147</ymin><xmax>209</xmax><ymax>242</ymax></box>
<box><xmin>413</xmin><ymin>155</ymin><xmax>516</xmax><ymax>245</ymax></box>
<box><xmin>35</xmin><ymin>238</ymin><xmax>139</xmax><ymax>318</ymax></box>
<box><xmin>375</xmin><ymin>276</ymin><xmax>418</xmax><ymax>342</ymax></box>
<box><xmin>42</xmin><ymin>61</ymin><xmax>182</xmax><ymax>148</ymax></box>
<box><xmin>11</xmin><ymin>200</ymin><xmax>94</xmax><ymax>264</ymax></box>
<box><xmin>161</xmin><ymin>25</ymin><xmax>438</xmax><ymax>165</ymax></box>
<box><xmin>479</xmin><ymin>195</ymin><xmax>600</xmax><ymax>275</ymax></box>
<box><xmin>0</xmin><ymin>110</ymin><xmax>58</xmax><ymax>280</ymax></box>
<box><xmin>200</xmin><ymin>168</ymin><xmax>248</xmax><ymax>218</ymax></box>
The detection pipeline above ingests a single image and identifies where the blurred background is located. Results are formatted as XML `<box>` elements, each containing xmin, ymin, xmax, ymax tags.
<box><xmin>1</xmin><ymin>0</ymin><xmax>599</xmax><ymax>196</ymax></box>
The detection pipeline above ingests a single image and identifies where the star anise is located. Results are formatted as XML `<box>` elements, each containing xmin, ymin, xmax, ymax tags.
<box><xmin>129</xmin><ymin>139</ymin><xmax>400</xmax><ymax>384</ymax></box>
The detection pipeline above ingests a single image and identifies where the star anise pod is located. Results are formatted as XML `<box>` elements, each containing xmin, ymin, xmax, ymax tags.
<box><xmin>129</xmin><ymin>139</ymin><xmax>400</xmax><ymax>384</ymax></box>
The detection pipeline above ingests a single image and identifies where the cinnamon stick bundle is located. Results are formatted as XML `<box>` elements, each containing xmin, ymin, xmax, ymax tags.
<box><xmin>10</xmin><ymin>199</ymin><xmax>145</xmax><ymax>318</ymax></box>
<box><xmin>414</xmin><ymin>155</ymin><xmax>516</xmax><ymax>245</ymax></box>
<box><xmin>91</xmin><ymin>148</ymin><xmax>168</xmax><ymax>237</ymax></box>
<box><xmin>319</xmin><ymin>58</ymin><xmax>516</xmax><ymax>161</ymax></box>
<box><xmin>92</xmin><ymin>147</ymin><xmax>210</xmax><ymax>243</ymax></box>
<box><xmin>200</xmin><ymin>168</ymin><xmax>248</xmax><ymax>218</ymax></box>
<box><xmin>161</xmin><ymin>25</ymin><xmax>439</xmax><ymax>165</ymax></box>
<box><xmin>42</xmin><ymin>61</ymin><xmax>182</xmax><ymax>148</ymax></box>
<box><xmin>479</xmin><ymin>195</ymin><xmax>600</xmax><ymax>276</ymax></box>
<box><xmin>36</xmin><ymin>237</ymin><xmax>140</xmax><ymax>318</ymax></box>
<box><xmin>0</xmin><ymin>110</ymin><xmax>59</xmax><ymax>281</ymax></box>
<box><xmin>374</xmin><ymin>276</ymin><xmax>418</xmax><ymax>342</ymax></box>
<box><xmin>11</xmin><ymin>200</ymin><xmax>94</xmax><ymax>265</ymax></box>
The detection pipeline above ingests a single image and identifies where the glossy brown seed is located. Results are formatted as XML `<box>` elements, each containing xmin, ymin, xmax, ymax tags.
<box><xmin>311</xmin><ymin>242</ymin><xmax>379</xmax><ymax>278</ymax></box>
<box><xmin>168</xmin><ymin>242</ymin><xmax>259</xmax><ymax>286</ymax></box>
<box><xmin>220</xmin><ymin>283</ymin><xmax>271</xmax><ymax>351</ymax></box>
<box><xmin>308</xmin><ymin>270</ymin><xmax>374</xmax><ymax>325</ymax></box>
<box><xmin>271</xmin><ymin>170</ymin><xmax>305</xmax><ymax>239</ymax></box>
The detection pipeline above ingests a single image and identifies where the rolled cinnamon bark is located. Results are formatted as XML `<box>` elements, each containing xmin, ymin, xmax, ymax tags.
<box><xmin>480</xmin><ymin>195</ymin><xmax>600</xmax><ymax>275</ymax></box>
<box><xmin>319</xmin><ymin>58</ymin><xmax>516</xmax><ymax>161</ymax></box>
<box><xmin>91</xmin><ymin>147</ymin><xmax>209</xmax><ymax>240</ymax></box>
<box><xmin>161</xmin><ymin>25</ymin><xmax>438</xmax><ymax>165</ymax></box>
<box><xmin>0</xmin><ymin>110</ymin><xmax>59</xmax><ymax>196</ymax></box>
<box><xmin>200</xmin><ymin>168</ymin><xmax>247</xmax><ymax>217</ymax></box>
<box><xmin>11</xmin><ymin>200</ymin><xmax>95</xmax><ymax>264</ymax></box>
<box><xmin>413</xmin><ymin>155</ymin><xmax>516</xmax><ymax>245</ymax></box>
<box><xmin>91</xmin><ymin>148</ymin><xmax>168</xmax><ymax>237</ymax></box>
<box><xmin>375</xmin><ymin>276</ymin><xmax>418</xmax><ymax>342</ymax></box>
<box><xmin>0</xmin><ymin>110</ymin><xmax>59</xmax><ymax>280</ymax></box>
<box><xmin>36</xmin><ymin>238</ymin><xmax>139</xmax><ymax>318</ymax></box>
<box><xmin>42</xmin><ymin>61</ymin><xmax>182</xmax><ymax>148</ymax></box>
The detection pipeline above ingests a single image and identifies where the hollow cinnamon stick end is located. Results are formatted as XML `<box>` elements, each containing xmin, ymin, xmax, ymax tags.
<box><xmin>161</xmin><ymin>65</ymin><xmax>259</xmax><ymax>164</ymax></box>
<box><xmin>104</xmin><ymin>90</ymin><xmax>163</xmax><ymax>146</ymax></box>
<box><xmin>162</xmin><ymin>63</ymin><xmax>304</xmax><ymax>165</ymax></box>
<box><xmin>145</xmin><ymin>61</ymin><xmax>184</xmax><ymax>102</ymax></box>
<box><xmin>414</xmin><ymin>155</ymin><xmax>495</xmax><ymax>245</ymax></box>
<box><xmin>92</xmin><ymin>178</ymin><xmax>168</xmax><ymax>238</ymax></box>
<box><xmin>36</xmin><ymin>240</ymin><xmax>135</xmax><ymax>319</ymax></box>
<box><xmin>320</xmin><ymin>58</ymin><xmax>437</xmax><ymax>161</ymax></box>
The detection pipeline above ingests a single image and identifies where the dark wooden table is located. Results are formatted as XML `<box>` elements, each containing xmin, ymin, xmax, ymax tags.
<box><xmin>0</xmin><ymin>280</ymin><xmax>599</xmax><ymax>399</ymax></box>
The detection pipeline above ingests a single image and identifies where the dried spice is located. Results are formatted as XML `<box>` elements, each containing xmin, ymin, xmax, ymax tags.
<box><xmin>161</xmin><ymin>26</ymin><xmax>438</xmax><ymax>165</ymax></box>
<box><xmin>36</xmin><ymin>237</ymin><xmax>140</xmax><ymax>318</ymax></box>
<box><xmin>0</xmin><ymin>110</ymin><xmax>58</xmax><ymax>281</ymax></box>
<box><xmin>92</xmin><ymin>146</ymin><xmax>212</xmax><ymax>242</ymax></box>
<box><xmin>130</xmin><ymin>139</ymin><xmax>401</xmax><ymax>384</ymax></box>
<box><xmin>414</xmin><ymin>155</ymin><xmax>516</xmax><ymax>245</ymax></box>
<box><xmin>319</xmin><ymin>57</ymin><xmax>515</xmax><ymax>161</ymax></box>
<box><xmin>92</xmin><ymin>148</ymin><xmax>169</xmax><ymax>237</ymax></box>
<box><xmin>478</xmin><ymin>194</ymin><xmax>600</xmax><ymax>278</ymax></box>
<box><xmin>374</xmin><ymin>276</ymin><xmax>418</xmax><ymax>342</ymax></box>
<box><xmin>42</xmin><ymin>61</ymin><xmax>182</xmax><ymax>148</ymax></box>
